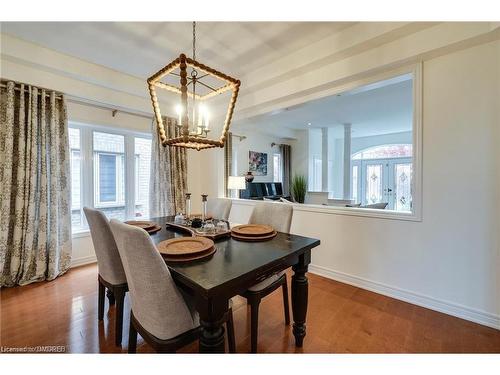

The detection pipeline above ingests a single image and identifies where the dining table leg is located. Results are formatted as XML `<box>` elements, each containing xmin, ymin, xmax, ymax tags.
<box><xmin>197</xmin><ymin>296</ymin><xmax>228</xmax><ymax>353</ymax></box>
<box><xmin>291</xmin><ymin>249</ymin><xmax>311</xmax><ymax>347</ymax></box>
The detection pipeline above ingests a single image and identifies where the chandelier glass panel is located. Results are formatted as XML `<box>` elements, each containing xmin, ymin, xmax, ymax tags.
<box><xmin>147</xmin><ymin>22</ymin><xmax>240</xmax><ymax>151</ymax></box>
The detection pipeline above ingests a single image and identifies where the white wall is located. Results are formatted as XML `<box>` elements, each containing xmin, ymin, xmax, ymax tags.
<box><xmin>351</xmin><ymin>131</ymin><xmax>412</xmax><ymax>154</ymax></box>
<box><xmin>290</xmin><ymin>130</ymin><xmax>309</xmax><ymax>178</ymax></box>
<box><xmin>68</xmin><ymin>102</ymin><xmax>151</xmax><ymax>133</ymax></box>
<box><xmin>230</xmin><ymin>40</ymin><xmax>500</xmax><ymax>329</ymax></box>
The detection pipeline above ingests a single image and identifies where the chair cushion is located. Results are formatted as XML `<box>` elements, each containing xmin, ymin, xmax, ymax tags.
<box><xmin>248</xmin><ymin>271</ymin><xmax>285</xmax><ymax>292</ymax></box>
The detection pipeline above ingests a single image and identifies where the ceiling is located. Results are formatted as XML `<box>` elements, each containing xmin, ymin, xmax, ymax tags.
<box><xmin>233</xmin><ymin>74</ymin><xmax>413</xmax><ymax>139</ymax></box>
<box><xmin>1</xmin><ymin>22</ymin><xmax>354</xmax><ymax>79</ymax></box>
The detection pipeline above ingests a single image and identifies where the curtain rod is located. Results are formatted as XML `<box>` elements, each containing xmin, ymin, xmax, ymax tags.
<box><xmin>1</xmin><ymin>81</ymin><xmax>154</xmax><ymax>120</ymax></box>
<box><xmin>231</xmin><ymin>133</ymin><xmax>246</xmax><ymax>141</ymax></box>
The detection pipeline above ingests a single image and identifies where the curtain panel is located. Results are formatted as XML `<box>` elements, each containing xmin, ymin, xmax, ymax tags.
<box><xmin>149</xmin><ymin>117</ymin><xmax>188</xmax><ymax>217</ymax></box>
<box><xmin>0</xmin><ymin>81</ymin><xmax>72</xmax><ymax>287</ymax></box>
<box><xmin>280</xmin><ymin>144</ymin><xmax>291</xmax><ymax>196</ymax></box>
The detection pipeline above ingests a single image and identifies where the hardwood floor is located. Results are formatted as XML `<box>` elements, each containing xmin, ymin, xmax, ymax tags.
<box><xmin>1</xmin><ymin>264</ymin><xmax>499</xmax><ymax>353</ymax></box>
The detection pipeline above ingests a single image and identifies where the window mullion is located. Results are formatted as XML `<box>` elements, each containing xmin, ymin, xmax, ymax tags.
<box><xmin>125</xmin><ymin>135</ymin><xmax>135</xmax><ymax>219</ymax></box>
<box><xmin>81</xmin><ymin>127</ymin><xmax>93</xmax><ymax>228</ymax></box>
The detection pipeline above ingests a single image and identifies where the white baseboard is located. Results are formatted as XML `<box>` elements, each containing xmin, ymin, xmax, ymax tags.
<box><xmin>308</xmin><ymin>264</ymin><xmax>500</xmax><ymax>330</ymax></box>
<box><xmin>71</xmin><ymin>255</ymin><xmax>97</xmax><ymax>268</ymax></box>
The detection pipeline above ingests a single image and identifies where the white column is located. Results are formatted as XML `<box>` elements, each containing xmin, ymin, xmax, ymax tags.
<box><xmin>343</xmin><ymin>123</ymin><xmax>352</xmax><ymax>199</ymax></box>
<box><xmin>321</xmin><ymin>127</ymin><xmax>329</xmax><ymax>192</ymax></box>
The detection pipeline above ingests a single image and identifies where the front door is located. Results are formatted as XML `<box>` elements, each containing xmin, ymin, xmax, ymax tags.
<box><xmin>353</xmin><ymin>157</ymin><xmax>412</xmax><ymax>211</ymax></box>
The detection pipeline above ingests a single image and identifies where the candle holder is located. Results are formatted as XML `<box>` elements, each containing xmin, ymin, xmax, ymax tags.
<box><xmin>201</xmin><ymin>194</ymin><xmax>208</xmax><ymax>222</ymax></box>
<box><xmin>185</xmin><ymin>193</ymin><xmax>192</xmax><ymax>222</ymax></box>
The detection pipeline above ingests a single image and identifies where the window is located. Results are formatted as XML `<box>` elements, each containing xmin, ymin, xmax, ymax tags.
<box><xmin>97</xmin><ymin>153</ymin><xmax>121</xmax><ymax>203</ymax></box>
<box><xmin>134</xmin><ymin>137</ymin><xmax>152</xmax><ymax>218</ymax></box>
<box><xmin>299</xmin><ymin>70</ymin><xmax>420</xmax><ymax>216</ymax></box>
<box><xmin>69</xmin><ymin>124</ymin><xmax>152</xmax><ymax>233</ymax></box>
<box><xmin>93</xmin><ymin>132</ymin><xmax>126</xmax><ymax>220</ymax></box>
<box><xmin>227</xmin><ymin>64</ymin><xmax>422</xmax><ymax>220</ymax></box>
<box><xmin>69</xmin><ymin>128</ymin><xmax>83</xmax><ymax>232</ymax></box>
<box><xmin>351</xmin><ymin>145</ymin><xmax>413</xmax><ymax>210</ymax></box>
<box><xmin>352</xmin><ymin>144</ymin><xmax>412</xmax><ymax>160</ymax></box>
<box><xmin>273</xmin><ymin>153</ymin><xmax>282</xmax><ymax>182</ymax></box>
<box><xmin>351</xmin><ymin>165</ymin><xmax>359</xmax><ymax>204</ymax></box>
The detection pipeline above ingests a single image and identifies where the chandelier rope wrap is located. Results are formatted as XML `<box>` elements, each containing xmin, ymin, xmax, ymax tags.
<box><xmin>147</xmin><ymin>23</ymin><xmax>240</xmax><ymax>151</ymax></box>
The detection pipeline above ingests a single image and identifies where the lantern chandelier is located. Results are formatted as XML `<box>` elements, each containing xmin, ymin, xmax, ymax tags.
<box><xmin>147</xmin><ymin>22</ymin><xmax>241</xmax><ymax>151</ymax></box>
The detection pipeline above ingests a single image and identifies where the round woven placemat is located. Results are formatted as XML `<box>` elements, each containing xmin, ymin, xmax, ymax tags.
<box><xmin>162</xmin><ymin>246</ymin><xmax>217</xmax><ymax>263</ymax></box>
<box><xmin>231</xmin><ymin>231</ymin><xmax>277</xmax><ymax>242</ymax></box>
<box><xmin>157</xmin><ymin>237</ymin><xmax>214</xmax><ymax>256</ymax></box>
<box><xmin>124</xmin><ymin>220</ymin><xmax>156</xmax><ymax>230</ymax></box>
<box><xmin>231</xmin><ymin>224</ymin><xmax>274</xmax><ymax>237</ymax></box>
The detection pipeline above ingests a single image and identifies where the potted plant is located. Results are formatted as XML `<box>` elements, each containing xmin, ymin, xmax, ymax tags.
<box><xmin>291</xmin><ymin>175</ymin><xmax>307</xmax><ymax>203</ymax></box>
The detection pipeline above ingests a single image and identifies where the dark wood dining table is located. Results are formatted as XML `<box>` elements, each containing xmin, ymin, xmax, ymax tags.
<box><xmin>148</xmin><ymin>216</ymin><xmax>320</xmax><ymax>353</ymax></box>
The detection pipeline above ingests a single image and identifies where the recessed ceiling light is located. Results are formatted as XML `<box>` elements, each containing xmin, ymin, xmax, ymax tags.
<box><xmin>307</xmin><ymin>122</ymin><xmax>312</xmax><ymax>126</ymax></box>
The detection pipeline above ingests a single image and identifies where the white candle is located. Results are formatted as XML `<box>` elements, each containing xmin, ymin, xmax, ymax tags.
<box><xmin>197</xmin><ymin>106</ymin><xmax>203</xmax><ymax>127</ymax></box>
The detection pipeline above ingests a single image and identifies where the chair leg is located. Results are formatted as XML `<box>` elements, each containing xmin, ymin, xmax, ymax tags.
<box><xmin>226</xmin><ymin>308</ymin><xmax>236</xmax><ymax>353</ymax></box>
<box><xmin>249</xmin><ymin>298</ymin><xmax>261</xmax><ymax>353</ymax></box>
<box><xmin>128</xmin><ymin>317</ymin><xmax>137</xmax><ymax>353</ymax></box>
<box><xmin>115</xmin><ymin>288</ymin><xmax>126</xmax><ymax>346</ymax></box>
<box><xmin>282</xmin><ymin>279</ymin><xmax>291</xmax><ymax>326</ymax></box>
<box><xmin>107</xmin><ymin>289</ymin><xmax>115</xmax><ymax>305</ymax></box>
<box><xmin>98</xmin><ymin>278</ymin><xmax>105</xmax><ymax>321</ymax></box>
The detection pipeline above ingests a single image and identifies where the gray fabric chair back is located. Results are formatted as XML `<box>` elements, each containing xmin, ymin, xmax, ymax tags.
<box><xmin>207</xmin><ymin>198</ymin><xmax>232</xmax><ymax>220</ymax></box>
<box><xmin>83</xmin><ymin>207</ymin><xmax>126</xmax><ymax>285</ymax></box>
<box><xmin>109</xmin><ymin>219</ymin><xmax>197</xmax><ymax>340</ymax></box>
<box><xmin>248</xmin><ymin>201</ymin><xmax>293</xmax><ymax>233</ymax></box>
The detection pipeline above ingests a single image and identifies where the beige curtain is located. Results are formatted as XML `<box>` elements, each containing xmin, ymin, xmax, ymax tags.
<box><xmin>0</xmin><ymin>81</ymin><xmax>72</xmax><ymax>287</ymax></box>
<box><xmin>149</xmin><ymin>117</ymin><xmax>188</xmax><ymax>217</ymax></box>
<box><xmin>280</xmin><ymin>144</ymin><xmax>291</xmax><ymax>196</ymax></box>
<box><xmin>224</xmin><ymin>132</ymin><xmax>233</xmax><ymax>197</ymax></box>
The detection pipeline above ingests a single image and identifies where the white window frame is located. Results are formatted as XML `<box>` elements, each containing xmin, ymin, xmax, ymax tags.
<box><xmin>232</xmin><ymin>63</ymin><xmax>423</xmax><ymax>222</ymax></box>
<box><xmin>70</xmin><ymin>148</ymin><xmax>81</xmax><ymax>211</ymax></box>
<box><xmin>69</xmin><ymin>121</ymin><xmax>152</xmax><ymax>235</ymax></box>
<box><xmin>308</xmin><ymin>64</ymin><xmax>422</xmax><ymax>221</ymax></box>
<box><xmin>134</xmin><ymin>154</ymin><xmax>141</xmax><ymax>205</ymax></box>
<box><xmin>93</xmin><ymin>151</ymin><xmax>125</xmax><ymax>208</ymax></box>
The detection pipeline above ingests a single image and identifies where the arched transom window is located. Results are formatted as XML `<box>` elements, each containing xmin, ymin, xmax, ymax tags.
<box><xmin>352</xmin><ymin>144</ymin><xmax>412</xmax><ymax>160</ymax></box>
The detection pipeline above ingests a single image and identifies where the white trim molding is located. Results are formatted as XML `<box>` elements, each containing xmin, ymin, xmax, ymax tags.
<box><xmin>70</xmin><ymin>255</ymin><xmax>97</xmax><ymax>268</ymax></box>
<box><xmin>230</xmin><ymin>197</ymin><xmax>419</xmax><ymax>222</ymax></box>
<box><xmin>308</xmin><ymin>264</ymin><xmax>500</xmax><ymax>330</ymax></box>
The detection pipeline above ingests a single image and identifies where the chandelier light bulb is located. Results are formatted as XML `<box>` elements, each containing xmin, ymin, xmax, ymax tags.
<box><xmin>175</xmin><ymin>104</ymin><xmax>183</xmax><ymax>125</ymax></box>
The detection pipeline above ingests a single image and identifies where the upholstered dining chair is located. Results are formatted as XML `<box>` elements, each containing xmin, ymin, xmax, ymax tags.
<box><xmin>240</xmin><ymin>201</ymin><xmax>293</xmax><ymax>353</ymax></box>
<box><xmin>83</xmin><ymin>207</ymin><xmax>128</xmax><ymax>346</ymax></box>
<box><xmin>109</xmin><ymin>219</ymin><xmax>236</xmax><ymax>353</ymax></box>
<box><xmin>207</xmin><ymin>198</ymin><xmax>232</xmax><ymax>220</ymax></box>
